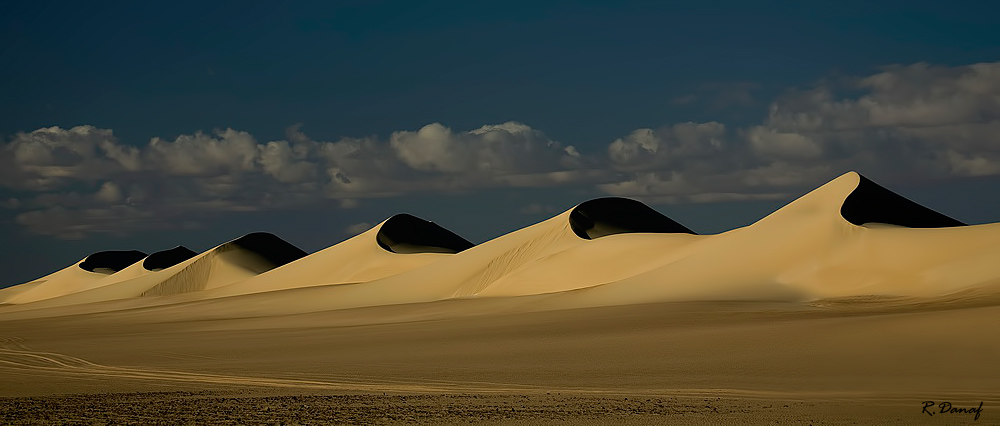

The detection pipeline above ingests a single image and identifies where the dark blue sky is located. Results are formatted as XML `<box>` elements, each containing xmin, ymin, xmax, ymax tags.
<box><xmin>3</xmin><ymin>0</ymin><xmax>1000</xmax><ymax>286</ymax></box>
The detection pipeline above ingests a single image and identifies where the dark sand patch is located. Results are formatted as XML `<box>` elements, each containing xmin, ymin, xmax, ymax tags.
<box><xmin>0</xmin><ymin>391</ymin><xmax>977</xmax><ymax>425</ymax></box>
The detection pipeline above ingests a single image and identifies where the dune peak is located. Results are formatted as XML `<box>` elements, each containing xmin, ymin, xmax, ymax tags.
<box><xmin>78</xmin><ymin>251</ymin><xmax>147</xmax><ymax>274</ymax></box>
<box><xmin>376</xmin><ymin>214</ymin><xmax>474</xmax><ymax>254</ymax></box>
<box><xmin>840</xmin><ymin>173</ymin><xmax>965</xmax><ymax>228</ymax></box>
<box><xmin>142</xmin><ymin>246</ymin><xmax>198</xmax><ymax>272</ymax></box>
<box><xmin>217</xmin><ymin>232</ymin><xmax>308</xmax><ymax>271</ymax></box>
<box><xmin>569</xmin><ymin>197</ymin><xmax>696</xmax><ymax>239</ymax></box>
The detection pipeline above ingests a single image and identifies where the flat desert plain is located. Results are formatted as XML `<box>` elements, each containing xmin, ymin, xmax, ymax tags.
<box><xmin>1</xmin><ymin>295</ymin><xmax>997</xmax><ymax>424</ymax></box>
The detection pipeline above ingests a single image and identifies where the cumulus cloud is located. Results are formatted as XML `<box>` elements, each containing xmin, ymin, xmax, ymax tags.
<box><xmin>4</xmin><ymin>61</ymin><xmax>1000</xmax><ymax>238</ymax></box>
<box><xmin>607</xmin><ymin>122</ymin><xmax>730</xmax><ymax>171</ymax></box>
<box><xmin>1</xmin><ymin>126</ymin><xmax>132</xmax><ymax>191</ymax></box>
<box><xmin>604</xmin><ymin>61</ymin><xmax>1000</xmax><ymax>202</ymax></box>
<box><xmin>0</xmin><ymin>121</ymin><xmax>595</xmax><ymax>238</ymax></box>
<box><xmin>94</xmin><ymin>182</ymin><xmax>123</xmax><ymax>203</ymax></box>
<box><xmin>147</xmin><ymin>129</ymin><xmax>260</xmax><ymax>176</ymax></box>
<box><xmin>390</xmin><ymin>122</ymin><xmax>583</xmax><ymax>175</ymax></box>
<box><xmin>15</xmin><ymin>205</ymin><xmax>155</xmax><ymax>240</ymax></box>
<box><xmin>343</xmin><ymin>222</ymin><xmax>373</xmax><ymax>235</ymax></box>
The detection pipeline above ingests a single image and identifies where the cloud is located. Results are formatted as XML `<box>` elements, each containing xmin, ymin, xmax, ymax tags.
<box><xmin>15</xmin><ymin>205</ymin><xmax>155</xmax><ymax>239</ymax></box>
<box><xmin>1</xmin><ymin>198</ymin><xmax>20</xmax><ymax>209</ymax></box>
<box><xmin>1</xmin><ymin>126</ymin><xmax>133</xmax><ymax>191</ymax></box>
<box><xmin>4</xmin><ymin>61</ymin><xmax>1000</xmax><ymax>237</ymax></box>
<box><xmin>344</xmin><ymin>222</ymin><xmax>372</xmax><ymax>235</ymax></box>
<box><xmin>604</xmin><ymin>61</ymin><xmax>1000</xmax><ymax>202</ymax></box>
<box><xmin>607</xmin><ymin>122</ymin><xmax>730</xmax><ymax>171</ymax></box>
<box><xmin>0</xmin><ymin>121</ymin><xmax>596</xmax><ymax>238</ymax></box>
<box><xmin>94</xmin><ymin>182</ymin><xmax>123</xmax><ymax>203</ymax></box>
<box><xmin>338</xmin><ymin>198</ymin><xmax>360</xmax><ymax>209</ymax></box>
<box><xmin>390</xmin><ymin>122</ymin><xmax>583</xmax><ymax>175</ymax></box>
<box><xmin>746</xmin><ymin>126</ymin><xmax>823</xmax><ymax>160</ymax></box>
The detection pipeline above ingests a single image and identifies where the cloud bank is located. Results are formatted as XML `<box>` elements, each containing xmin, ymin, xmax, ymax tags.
<box><xmin>3</xmin><ymin>61</ymin><xmax>1000</xmax><ymax>238</ymax></box>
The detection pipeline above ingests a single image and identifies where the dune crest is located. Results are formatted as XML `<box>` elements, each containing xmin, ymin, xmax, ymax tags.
<box><xmin>840</xmin><ymin>174</ymin><xmax>965</xmax><ymax>227</ymax></box>
<box><xmin>562</xmin><ymin>171</ymin><xmax>1000</xmax><ymax>307</ymax></box>
<box><xmin>78</xmin><ymin>251</ymin><xmax>148</xmax><ymax>274</ymax></box>
<box><xmin>0</xmin><ymin>250</ymin><xmax>148</xmax><ymax>305</ymax></box>
<box><xmin>2</xmin><ymin>172</ymin><xmax>1000</xmax><ymax>321</ymax></box>
<box><xmin>569</xmin><ymin>197</ymin><xmax>696</xmax><ymax>239</ymax></box>
<box><xmin>0</xmin><ymin>233</ymin><xmax>305</xmax><ymax>311</ymax></box>
<box><xmin>143</xmin><ymin>246</ymin><xmax>198</xmax><ymax>271</ymax></box>
<box><xmin>140</xmin><ymin>233</ymin><xmax>306</xmax><ymax>297</ymax></box>
<box><xmin>376</xmin><ymin>214</ymin><xmax>474</xmax><ymax>254</ymax></box>
<box><xmin>208</xmin><ymin>214</ymin><xmax>471</xmax><ymax>298</ymax></box>
<box><xmin>249</xmin><ymin>197</ymin><xmax>699</xmax><ymax>310</ymax></box>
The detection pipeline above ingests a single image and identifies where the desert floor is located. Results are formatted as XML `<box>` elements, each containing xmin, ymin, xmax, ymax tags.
<box><xmin>1</xmin><ymin>293</ymin><xmax>997</xmax><ymax>425</ymax></box>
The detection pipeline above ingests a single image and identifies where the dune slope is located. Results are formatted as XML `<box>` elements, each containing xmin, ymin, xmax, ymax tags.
<box><xmin>0</xmin><ymin>250</ymin><xmax>147</xmax><ymax>305</ymax></box>
<box><xmin>208</xmin><ymin>214</ymin><xmax>472</xmax><ymax>298</ymax></box>
<box><xmin>561</xmin><ymin>171</ymin><xmax>997</xmax><ymax>307</ymax></box>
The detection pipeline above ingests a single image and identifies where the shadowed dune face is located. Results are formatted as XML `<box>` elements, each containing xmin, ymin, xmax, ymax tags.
<box><xmin>569</xmin><ymin>198</ymin><xmax>696</xmax><ymax>239</ymax></box>
<box><xmin>376</xmin><ymin>214</ymin><xmax>475</xmax><ymax>254</ymax></box>
<box><xmin>218</xmin><ymin>233</ymin><xmax>308</xmax><ymax>273</ymax></box>
<box><xmin>142</xmin><ymin>247</ymin><xmax>198</xmax><ymax>272</ymax></box>
<box><xmin>841</xmin><ymin>175</ymin><xmax>966</xmax><ymax>228</ymax></box>
<box><xmin>78</xmin><ymin>251</ymin><xmax>148</xmax><ymax>274</ymax></box>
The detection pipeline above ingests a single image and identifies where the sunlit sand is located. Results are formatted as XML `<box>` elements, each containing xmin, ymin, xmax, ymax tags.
<box><xmin>1</xmin><ymin>171</ymin><xmax>997</xmax><ymax>424</ymax></box>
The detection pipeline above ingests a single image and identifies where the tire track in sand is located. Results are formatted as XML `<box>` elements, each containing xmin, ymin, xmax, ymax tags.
<box><xmin>0</xmin><ymin>337</ymin><xmax>542</xmax><ymax>393</ymax></box>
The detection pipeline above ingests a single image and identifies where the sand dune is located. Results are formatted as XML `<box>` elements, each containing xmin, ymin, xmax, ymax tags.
<box><xmin>173</xmin><ymin>197</ymin><xmax>704</xmax><ymax>316</ymax></box>
<box><xmin>78</xmin><ymin>250</ymin><xmax>148</xmax><ymax>274</ymax></box>
<box><xmin>1</xmin><ymin>171</ymin><xmax>998</xmax><ymax>320</ymax></box>
<box><xmin>376</xmin><ymin>213</ymin><xmax>474</xmax><ymax>254</ymax></box>
<box><xmin>842</xmin><ymin>174</ymin><xmax>966</xmax><ymax>227</ymax></box>
<box><xmin>561</xmin><ymin>171</ymin><xmax>996</xmax><ymax>307</ymax></box>
<box><xmin>72</xmin><ymin>246</ymin><xmax>200</xmax><ymax>295</ymax></box>
<box><xmin>0</xmin><ymin>233</ymin><xmax>305</xmax><ymax>310</ymax></box>
<box><xmin>569</xmin><ymin>196</ymin><xmax>695</xmax><ymax>238</ymax></box>
<box><xmin>142</xmin><ymin>246</ymin><xmax>198</xmax><ymax>272</ymax></box>
<box><xmin>141</xmin><ymin>232</ymin><xmax>306</xmax><ymax>297</ymax></box>
<box><xmin>207</xmin><ymin>214</ymin><xmax>472</xmax><ymax>298</ymax></box>
<box><xmin>1</xmin><ymin>171</ymin><xmax>998</xmax><ymax>425</ymax></box>
<box><xmin>0</xmin><ymin>250</ymin><xmax>146</xmax><ymax>305</ymax></box>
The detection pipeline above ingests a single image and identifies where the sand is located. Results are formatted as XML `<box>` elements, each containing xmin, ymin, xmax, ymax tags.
<box><xmin>1</xmin><ymin>171</ymin><xmax>998</xmax><ymax>424</ymax></box>
<box><xmin>1</xmin><ymin>296</ymin><xmax>997</xmax><ymax>424</ymax></box>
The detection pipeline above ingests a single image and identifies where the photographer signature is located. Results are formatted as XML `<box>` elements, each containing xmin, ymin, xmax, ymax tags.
<box><xmin>922</xmin><ymin>401</ymin><xmax>984</xmax><ymax>421</ymax></box>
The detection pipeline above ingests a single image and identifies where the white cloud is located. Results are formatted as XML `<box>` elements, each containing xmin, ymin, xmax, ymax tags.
<box><xmin>15</xmin><ymin>205</ymin><xmax>154</xmax><ymax>239</ymax></box>
<box><xmin>389</xmin><ymin>121</ymin><xmax>581</xmax><ymax>175</ymax></box>
<box><xmin>258</xmin><ymin>140</ymin><xmax>318</xmax><ymax>184</ymax></box>
<box><xmin>94</xmin><ymin>182</ymin><xmax>123</xmax><ymax>203</ymax></box>
<box><xmin>0</xmin><ymin>122</ymin><xmax>594</xmax><ymax>238</ymax></box>
<box><xmin>1</xmin><ymin>125</ymin><xmax>131</xmax><ymax>190</ymax></box>
<box><xmin>147</xmin><ymin>129</ymin><xmax>259</xmax><ymax>176</ymax></box>
<box><xmin>607</xmin><ymin>122</ymin><xmax>729</xmax><ymax>171</ymax></box>
<box><xmin>4</xmin><ymin>61</ymin><xmax>1000</xmax><ymax>237</ymax></box>
<box><xmin>603</xmin><ymin>61</ymin><xmax>1000</xmax><ymax>201</ymax></box>
<box><xmin>344</xmin><ymin>222</ymin><xmax>372</xmax><ymax>235</ymax></box>
<box><xmin>746</xmin><ymin>127</ymin><xmax>823</xmax><ymax>160</ymax></box>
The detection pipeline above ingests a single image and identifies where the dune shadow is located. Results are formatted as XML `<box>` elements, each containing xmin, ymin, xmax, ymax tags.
<box><xmin>78</xmin><ymin>251</ymin><xmax>148</xmax><ymax>274</ymax></box>
<box><xmin>376</xmin><ymin>214</ymin><xmax>474</xmax><ymax>254</ymax></box>
<box><xmin>218</xmin><ymin>233</ymin><xmax>308</xmax><ymax>271</ymax></box>
<box><xmin>569</xmin><ymin>197</ymin><xmax>696</xmax><ymax>239</ymax></box>
<box><xmin>142</xmin><ymin>246</ymin><xmax>198</xmax><ymax>272</ymax></box>
<box><xmin>841</xmin><ymin>175</ymin><xmax>965</xmax><ymax>228</ymax></box>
